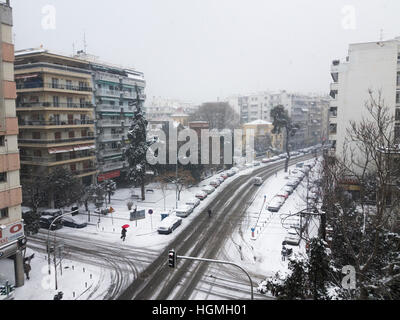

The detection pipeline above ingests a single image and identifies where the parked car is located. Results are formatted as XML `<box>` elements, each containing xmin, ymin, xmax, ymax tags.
<box><xmin>39</xmin><ymin>215</ymin><xmax>63</xmax><ymax>230</ymax></box>
<box><xmin>279</xmin><ymin>154</ymin><xmax>287</xmax><ymax>159</ymax></box>
<box><xmin>62</xmin><ymin>215</ymin><xmax>87</xmax><ymax>229</ymax></box>
<box><xmin>285</xmin><ymin>231</ymin><xmax>301</xmax><ymax>246</ymax></box>
<box><xmin>254</xmin><ymin>177</ymin><xmax>263</xmax><ymax>186</ymax></box>
<box><xmin>262</xmin><ymin>158</ymin><xmax>271</xmax><ymax>164</ymax></box>
<box><xmin>220</xmin><ymin>173</ymin><xmax>228</xmax><ymax>179</ymax></box>
<box><xmin>226</xmin><ymin>170</ymin><xmax>235</xmax><ymax>177</ymax></box>
<box><xmin>267</xmin><ymin>197</ymin><xmax>285</xmax><ymax>212</ymax></box>
<box><xmin>244</xmin><ymin>163</ymin><xmax>253</xmax><ymax>168</ymax></box>
<box><xmin>276</xmin><ymin>189</ymin><xmax>289</xmax><ymax>199</ymax></box>
<box><xmin>157</xmin><ymin>216</ymin><xmax>182</xmax><ymax>234</ymax></box>
<box><xmin>252</xmin><ymin>161</ymin><xmax>261</xmax><ymax>166</ymax></box>
<box><xmin>186</xmin><ymin>198</ymin><xmax>201</xmax><ymax>208</ymax></box>
<box><xmin>282</xmin><ymin>185</ymin><xmax>294</xmax><ymax>194</ymax></box>
<box><xmin>202</xmin><ymin>185</ymin><xmax>215</xmax><ymax>194</ymax></box>
<box><xmin>39</xmin><ymin>209</ymin><xmax>63</xmax><ymax>218</ymax></box>
<box><xmin>210</xmin><ymin>179</ymin><xmax>220</xmax><ymax>188</ymax></box>
<box><xmin>286</xmin><ymin>180</ymin><xmax>298</xmax><ymax>188</ymax></box>
<box><xmin>217</xmin><ymin>177</ymin><xmax>225</xmax><ymax>184</ymax></box>
<box><xmin>195</xmin><ymin>191</ymin><xmax>208</xmax><ymax>200</ymax></box>
<box><xmin>231</xmin><ymin>167</ymin><xmax>240</xmax><ymax>173</ymax></box>
<box><xmin>174</xmin><ymin>205</ymin><xmax>193</xmax><ymax>218</ymax></box>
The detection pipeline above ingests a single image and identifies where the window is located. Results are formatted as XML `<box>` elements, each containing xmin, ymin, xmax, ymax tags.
<box><xmin>0</xmin><ymin>208</ymin><xmax>8</xmax><ymax>219</ymax></box>
<box><xmin>67</xmin><ymin>97</ymin><xmax>73</xmax><ymax>108</ymax></box>
<box><xmin>66</xmin><ymin>80</ymin><xmax>72</xmax><ymax>90</ymax></box>
<box><xmin>396</xmin><ymin>109</ymin><xmax>400</xmax><ymax>121</ymax></box>
<box><xmin>54</xmin><ymin>132</ymin><xmax>61</xmax><ymax>140</ymax></box>
<box><xmin>52</xmin><ymin>78</ymin><xmax>59</xmax><ymax>89</ymax></box>
<box><xmin>32</xmin><ymin>132</ymin><xmax>41</xmax><ymax>140</ymax></box>
<box><xmin>69</xmin><ymin>131</ymin><xmax>75</xmax><ymax>138</ymax></box>
<box><xmin>70</xmin><ymin>164</ymin><xmax>76</xmax><ymax>172</ymax></box>
<box><xmin>33</xmin><ymin>150</ymin><xmax>42</xmax><ymax>157</ymax></box>
<box><xmin>0</xmin><ymin>135</ymin><xmax>4</xmax><ymax>146</ymax></box>
<box><xmin>81</xmin><ymin>130</ymin><xmax>87</xmax><ymax>137</ymax></box>
<box><xmin>0</xmin><ymin>172</ymin><xmax>6</xmax><ymax>183</ymax></box>
<box><xmin>80</xmin><ymin>98</ymin><xmax>86</xmax><ymax>108</ymax></box>
<box><xmin>397</xmin><ymin>91</ymin><xmax>400</xmax><ymax>104</ymax></box>
<box><xmin>53</xmin><ymin>96</ymin><xmax>59</xmax><ymax>107</ymax></box>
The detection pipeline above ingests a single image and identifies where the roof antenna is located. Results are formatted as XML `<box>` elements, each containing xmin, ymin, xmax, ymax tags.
<box><xmin>83</xmin><ymin>31</ymin><xmax>87</xmax><ymax>54</ymax></box>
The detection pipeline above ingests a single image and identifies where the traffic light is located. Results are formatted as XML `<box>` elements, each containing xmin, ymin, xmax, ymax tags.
<box><xmin>168</xmin><ymin>249</ymin><xmax>176</xmax><ymax>268</ymax></box>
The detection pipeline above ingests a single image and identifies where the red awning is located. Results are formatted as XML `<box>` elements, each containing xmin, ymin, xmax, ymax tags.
<box><xmin>98</xmin><ymin>170</ymin><xmax>121</xmax><ymax>182</ymax></box>
<box><xmin>73</xmin><ymin>144</ymin><xmax>95</xmax><ymax>152</ymax></box>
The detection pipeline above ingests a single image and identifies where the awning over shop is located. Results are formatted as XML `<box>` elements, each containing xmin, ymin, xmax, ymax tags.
<box><xmin>100</xmin><ymin>112</ymin><xmax>121</xmax><ymax>116</ymax></box>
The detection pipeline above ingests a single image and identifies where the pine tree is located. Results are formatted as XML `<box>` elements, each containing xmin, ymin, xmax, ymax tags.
<box><xmin>124</xmin><ymin>85</ymin><xmax>155</xmax><ymax>200</ymax></box>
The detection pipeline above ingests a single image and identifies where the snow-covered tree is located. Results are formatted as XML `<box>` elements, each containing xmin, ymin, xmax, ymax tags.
<box><xmin>124</xmin><ymin>85</ymin><xmax>155</xmax><ymax>200</ymax></box>
<box><xmin>270</xmin><ymin>105</ymin><xmax>300</xmax><ymax>172</ymax></box>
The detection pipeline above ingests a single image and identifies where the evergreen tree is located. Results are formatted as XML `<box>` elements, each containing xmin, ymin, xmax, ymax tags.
<box><xmin>125</xmin><ymin>85</ymin><xmax>155</xmax><ymax>200</ymax></box>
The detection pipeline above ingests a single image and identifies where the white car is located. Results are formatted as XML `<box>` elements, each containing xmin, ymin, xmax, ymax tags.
<box><xmin>209</xmin><ymin>180</ymin><xmax>220</xmax><ymax>188</ymax></box>
<box><xmin>174</xmin><ymin>205</ymin><xmax>193</xmax><ymax>218</ymax></box>
<box><xmin>262</xmin><ymin>158</ymin><xmax>271</xmax><ymax>163</ymax></box>
<box><xmin>244</xmin><ymin>163</ymin><xmax>253</xmax><ymax>168</ymax></box>
<box><xmin>231</xmin><ymin>167</ymin><xmax>240</xmax><ymax>173</ymax></box>
<box><xmin>254</xmin><ymin>177</ymin><xmax>263</xmax><ymax>186</ymax></box>
<box><xmin>195</xmin><ymin>191</ymin><xmax>208</xmax><ymax>200</ymax></box>
<box><xmin>217</xmin><ymin>177</ymin><xmax>225</xmax><ymax>184</ymax></box>
<box><xmin>285</xmin><ymin>231</ymin><xmax>301</xmax><ymax>246</ymax></box>
<box><xmin>252</xmin><ymin>161</ymin><xmax>261</xmax><ymax>166</ymax></box>
<box><xmin>202</xmin><ymin>185</ymin><xmax>215</xmax><ymax>194</ymax></box>
<box><xmin>267</xmin><ymin>197</ymin><xmax>285</xmax><ymax>212</ymax></box>
<box><xmin>186</xmin><ymin>198</ymin><xmax>201</xmax><ymax>208</ymax></box>
<box><xmin>282</xmin><ymin>185</ymin><xmax>294</xmax><ymax>194</ymax></box>
<box><xmin>157</xmin><ymin>216</ymin><xmax>182</xmax><ymax>234</ymax></box>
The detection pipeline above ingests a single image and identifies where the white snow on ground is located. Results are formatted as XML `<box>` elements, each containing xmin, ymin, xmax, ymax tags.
<box><xmin>222</xmin><ymin>158</ymin><xmax>322</xmax><ymax>280</ymax></box>
<box><xmin>1</xmin><ymin>161</ymin><xmax>261</xmax><ymax>300</ymax></box>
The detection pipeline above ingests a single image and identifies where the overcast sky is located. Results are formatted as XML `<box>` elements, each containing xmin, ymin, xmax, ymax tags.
<box><xmin>12</xmin><ymin>0</ymin><xmax>400</xmax><ymax>104</ymax></box>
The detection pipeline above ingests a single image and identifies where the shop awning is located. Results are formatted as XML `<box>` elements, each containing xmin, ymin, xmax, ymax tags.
<box><xmin>100</xmin><ymin>112</ymin><xmax>121</xmax><ymax>116</ymax></box>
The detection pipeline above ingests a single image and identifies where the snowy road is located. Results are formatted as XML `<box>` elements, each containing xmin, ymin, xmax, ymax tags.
<box><xmin>118</xmin><ymin>153</ymin><xmax>319</xmax><ymax>300</ymax></box>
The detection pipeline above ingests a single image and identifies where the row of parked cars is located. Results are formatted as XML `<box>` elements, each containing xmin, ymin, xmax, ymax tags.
<box><xmin>158</xmin><ymin>167</ymin><xmax>243</xmax><ymax>235</ymax></box>
<box><xmin>266</xmin><ymin>162</ymin><xmax>314</xmax><ymax>213</ymax></box>
<box><xmin>22</xmin><ymin>207</ymin><xmax>87</xmax><ymax>231</ymax></box>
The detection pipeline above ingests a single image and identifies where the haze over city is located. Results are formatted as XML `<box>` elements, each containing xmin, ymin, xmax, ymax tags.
<box><xmin>13</xmin><ymin>0</ymin><xmax>400</xmax><ymax>103</ymax></box>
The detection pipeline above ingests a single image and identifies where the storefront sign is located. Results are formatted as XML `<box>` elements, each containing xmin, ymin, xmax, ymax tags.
<box><xmin>0</xmin><ymin>221</ymin><xmax>25</xmax><ymax>247</ymax></box>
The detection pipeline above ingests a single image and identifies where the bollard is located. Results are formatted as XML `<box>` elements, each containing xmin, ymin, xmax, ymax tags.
<box><xmin>83</xmin><ymin>267</ymin><xmax>85</xmax><ymax>273</ymax></box>
<box><xmin>90</xmin><ymin>274</ymin><xmax>92</xmax><ymax>279</ymax></box>
<box><xmin>72</xmin><ymin>265</ymin><xmax>74</xmax><ymax>270</ymax></box>
<box><xmin>85</xmin><ymin>282</ymin><xmax>87</xmax><ymax>288</ymax></box>
<box><xmin>73</xmin><ymin>292</ymin><xmax>75</xmax><ymax>298</ymax></box>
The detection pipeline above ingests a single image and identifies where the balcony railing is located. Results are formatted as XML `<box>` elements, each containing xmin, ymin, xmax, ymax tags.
<box><xmin>97</xmin><ymin>134</ymin><xmax>123</xmax><ymax>142</ymax></box>
<box><xmin>16</xmin><ymin>102</ymin><xmax>94</xmax><ymax>109</ymax></box>
<box><xmin>19</xmin><ymin>119</ymin><xmax>95</xmax><ymax>126</ymax></box>
<box><xmin>18</xmin><ymin>136</ymin><xmax>95</xmax><ymax>144</ymax></box>
<box><xmin>16</xmin><ymin>82</ymin><xmax>92</xmax><ymax>92</ymax></box>
<box><xmin>20</xmin><ymin>152</ymin><xmax>95</xmax><ymax>163</ymax></box>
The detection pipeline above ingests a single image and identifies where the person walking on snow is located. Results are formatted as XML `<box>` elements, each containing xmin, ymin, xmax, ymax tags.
<box><xmin>281</xmin><ymin>246</ymin><xmax>287</xmax><ymax>261</ymax></box>
<box><xmin>121</xmin><ymin>227</ymin><xmax>127</xmax><ymax>241</ymax></box>
<box><xmin>208</xmin><ymin>209</ymin><xmax>212</xmax><ymax>218</ymax></box>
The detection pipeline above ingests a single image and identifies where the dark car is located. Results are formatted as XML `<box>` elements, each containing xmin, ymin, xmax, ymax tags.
<box><xmin>62</xmin><ymin>216</ymin><xmax>87</xmax><ymax>229</ymax></box>
<box><xmin>39</xmin><ymin>216</ymin><xmax>63</xmax><ymax>230</ymax></box>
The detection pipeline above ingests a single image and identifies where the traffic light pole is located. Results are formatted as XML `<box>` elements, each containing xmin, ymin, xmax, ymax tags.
<box><xmin>175</xmin><ymin>254</ymin><xmax>254</xmax><ymax>300</ymax></box>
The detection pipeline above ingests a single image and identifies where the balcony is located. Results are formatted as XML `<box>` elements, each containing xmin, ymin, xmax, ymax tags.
<box><xmin>20</xmin><ymin>153</ymin><xmax>95</xmax><ymax>165</ymax></box>
<box><xmin>19</xmin><ymin>119</ymin><xmax>95</xmax><ymax>128</ymax></box>
<box><xmin>97</xmin><ymin>119</ymin><xmax>124</xmax><ymax>127</ymax></box>
<box><xmin>18</xmin><ymin>136</ymin><xmax>95</xmax><ymax>145</ymax></box>
<box><xmin>16</xmin><ymin>102</ymin><xmax>94</xmax><ymax>110</ymax></box>
<box><xmin>95</xmin><ymin>89</ymin><xmax>120</xmax><ymax>97</ymax></box>
<box><xmin>16</xmin><ymin>82</ymin><xmax>92</xmax><ymax>93</ymax></box>
<box><xmin>98</xmin><ymin>148</ymin><xmax>123</xmax><ymax>158</ymax></box>
<box><xmin>100</xmin><ymin>161</ymin><xmax>126</xmax><ymax>172</ymax></box>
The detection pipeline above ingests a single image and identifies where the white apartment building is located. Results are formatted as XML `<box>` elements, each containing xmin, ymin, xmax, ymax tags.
<box><xmin>329</xmin><ymin>37</ymin><xmax>400</xmax><ymax>158</ymax></box>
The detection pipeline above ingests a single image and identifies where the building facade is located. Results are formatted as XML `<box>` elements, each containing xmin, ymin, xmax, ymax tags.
<box><xmin>14</xmin><ymin>49</ymin><xmax>97</xmax><ymax>187</ymax></box>
<box><xmin>329</xmin><ymin>37</ymin><xmax>400</xmax><ymax>158</ymax></box>
<box><xmin>80</xmin><ymin>57</ymin><xmax>146</xmax><ymax>183</ymax></box>
<box><xmin>0</xmin><ymin>0</ymin><xmax>25</xmax><ymax>288</ymax></box>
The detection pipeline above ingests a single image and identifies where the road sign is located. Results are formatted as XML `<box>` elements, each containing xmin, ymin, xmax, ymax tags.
<box><xmin>130</xmin><ymin>209</ymin><xmax>146</xmax><ymax>221</ymax></box>
<box><xmin>148</xmin><ymin>209</ymin><xmax>153</xmax><ymax>215</ymax></box>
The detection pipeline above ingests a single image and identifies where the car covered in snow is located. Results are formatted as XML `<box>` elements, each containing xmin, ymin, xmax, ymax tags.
<box><xmin>244</xmin><ymin>163</ymin><xmax>253</xmax><ymax>168</ymax></box>
<box><xmin>284</xmin><ymin>229</ymin><xmax>301</xmax><ymax>246</ymax></box>
<box><xmin>201</xmin><ymin>185</ymin><xmax>216</xmax><ymax>195</ymax></box>
<box><xmin>252</xmin><ymin>161</ymin><xmax>261</xmax><ymax>167</ymax></box>
<box><xmin>267</xmin><ymin>197</ymin><xmax>285</xmax><ymax>212</ymax></box>
<box><xmin>39</xmin><ymin>215</ymin><xmax>63</xmax><ymax>230</ymax></box>
<box><xmin>174</xmin><ymin>205</ymin><xmax>193</xmax><ymax>218</ymax></box>
<box><xmin>282</xmin><ymin>185</ymin><xmax>294</xmax><ymax>194</ymax></box>
<box><xmin>62</xmin><ymin>215</ymin><xmax>87</xmax><ymax>229</ymax></box>
<box><xmin>209</xmin><ymin>179</ymin><xmax>220</xmax><ymax>188</ymax></box>
<box><xmin>276</xmin><ymin>189</ymin><xmax>289</xmax><ymax>199</ymax></box>
<box><xmin>195</xmin><ymin>191</ymin><xmax>208</xmax><ymax>200</ymax></box>
<box><xmin>157</xmin><ymin>216</ymin><xmax>182</xmax><ymax>234</ymax></box>
<box><xmin>186</xmin><ymin>198</ymin><xmax>201</xmax><ymax>208</ymax></box>
<box><xmin>220</xmin><ymin>172</ymin><xmax>228</xmax><ymax>179</ymax></box>
<box><xmin>217</xmin><ymin>177</ymin><xmax>225</xmax><ymax>184</ymax></box>
<box><xmin>39</xmin><ymin>209</ymin><xmax>63</xmax><ymax>218</ymax></box>
<box><xmin>262</xmin><ymin>158</ymin><xmax>271</xmax><ymax>163</ymax></box>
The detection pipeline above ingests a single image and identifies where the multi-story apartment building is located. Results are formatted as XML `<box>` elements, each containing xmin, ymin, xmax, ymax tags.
<box><xmin>230</xmin><ymin>91</ymin><xmax>328</xmax><ymax>150</ymax></box>
<box><xmin>78</xmin><ymin>56</ymin><xmax>146</xmax><ymax>183</ymax></box>
<box><xmin>14</xmin><ymin>49</ymin><xmax>97</xmax><ymax>187</ymax></box>
<box><xmin>329</xmin><ymin>37</ymin><xmax>400</xmax><ymax>158</ymax></box>
<box><xmin>0</xmin><ymin>0</ymin><xmax>25</xmax><ymax>288</ymax></box>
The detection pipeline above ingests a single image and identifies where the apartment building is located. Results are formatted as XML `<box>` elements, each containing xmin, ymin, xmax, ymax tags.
<box><xmin>14</xmin><ymin>49</ymin><xmax>97</xmax><ymax>187</ymax></box>
<box><xmin>329</xmin><ymin>37</ymin><xmax>400</xmax><ymax>158</ymax></box>
<box><xmin>76</xmin><ymin>55</ymin><xmax>146</xmax><ymax>183</ymax></box>
<box><xmin>230</xmin><ymin>91</ymin><xmax>328</xmax><ymax>150</ymax></box>
<box><xmin>0</xmin><ymin>0</ymin><xmax>25</xmax><ymax>288</ymax></box>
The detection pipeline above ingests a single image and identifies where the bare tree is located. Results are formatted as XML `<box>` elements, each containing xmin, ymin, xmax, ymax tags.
<box><xmin>189</xmin><ymin>102</ymin><xmax>240</xmax><ymax>130</ymax></box>
<box><xmin>322</xmin><ymin>90</ymin><xmax>400</xmax><ymax>299</ymax></box>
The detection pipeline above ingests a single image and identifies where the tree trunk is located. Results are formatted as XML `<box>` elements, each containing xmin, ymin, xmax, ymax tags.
<box><xmin>141</xmin><ymin>182</ymin><xmax>145</xmax><ymax>201</ymax></box>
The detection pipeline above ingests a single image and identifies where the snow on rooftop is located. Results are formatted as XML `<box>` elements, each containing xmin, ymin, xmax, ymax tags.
<box><xmin>245</xmin><ymin>119</ymin><xmax>272</xmax><ymax>125</ymax></box>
